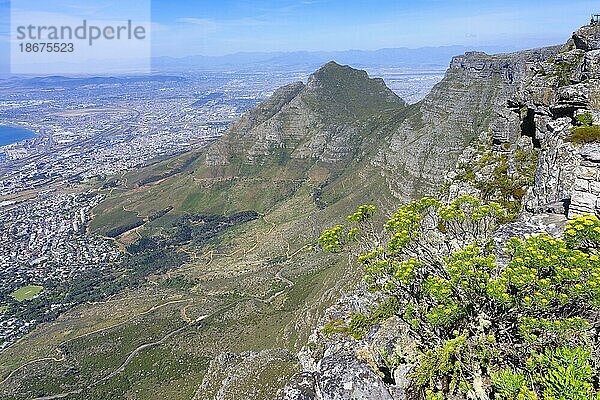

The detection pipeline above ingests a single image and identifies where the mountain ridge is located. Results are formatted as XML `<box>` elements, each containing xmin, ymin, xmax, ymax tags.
<box><xmin>151</xmin><ymin>45</ymin><xmax>553</xmax><ymax>72</ymax></box>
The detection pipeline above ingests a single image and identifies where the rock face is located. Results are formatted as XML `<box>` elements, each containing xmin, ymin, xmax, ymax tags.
<box><xmin>276</xmin><ymin>356</ymin><xmax>396</xmax><ymax>400</ymax></box>
<box><xmin>276</xmin><ymin>289</ymin><xmax>414</xmax><ymax>400</ymax></box>
<box><xmin>573</xmin><ymin>24</ymin><xmax>600</xmax><ymax>51</ymax></box>
<box><xmin>277</xmin><ymin>372</ymin><xmax>318</xmax><ymax>400</ymax></box>
<box><xmin>380</xmin><ymin>47</ymin><xmax>557</xmax><ymax>200</ymax></box>
<box><xmin>280</xmin><ymin>354</ymin><xmax>396</xmax><ymax>400</ymax></box>
<box><xmin>569</xmin><ymin>144</ymin><xmax>600</xmax><ymax>216</ymax></box>
<box><xmin>510</xmin><ymin>24</ymin><xmax>600</xmax><ymax>218</ymax></box>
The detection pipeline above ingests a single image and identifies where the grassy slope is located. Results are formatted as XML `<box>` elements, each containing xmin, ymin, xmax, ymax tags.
<box><xmin>0</xmin><ymin>178</ymin><xmax>374</xmax><ymax>399</ymax></box>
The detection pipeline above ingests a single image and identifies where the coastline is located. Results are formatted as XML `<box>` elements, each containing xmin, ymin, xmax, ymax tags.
<box><xmin>0</xmin><ymin>125</ymin><xmax>36</xmax><ymax>147</ymax></box>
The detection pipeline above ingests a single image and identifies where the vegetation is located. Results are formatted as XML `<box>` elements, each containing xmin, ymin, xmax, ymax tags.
<box><xmin>450</xmin><ymin>136</ymin><xmax>538</xmax><ymax>220</ymax></box>
<box><xmin>566</xmin><ymin>112</ymin><xmax>600</xmax><ymax>144</ymax></box>
<box><xmin>567</xmin><ymin>125</ymin><xmax>600</xmax><ymax>144</ymax></box>
<box><xmin>547</xmin><ymin>53</ymin><xmax>583</xmax><ymax>87</ymax></box>
<box><xmin>576</xmin><ymin>112</ymin><xmax>594</xmax><ymax>127</ymax></box>
<box><xmin>10</xmin><ymin>285</ymin><xmax>44</xmax><ymax>301</ymax></box>
<box><xmin>320</xmin><ymin>198</ymin><xmax>600</xmax><ymax>399</ymax></box>
<box><xmin>566</xmin><ymin>125</ymin><xmax>600</xmax><ymax>144</ymax></box>
<box><xmin>322</xmin><ymin>296</ymin><xmax>400</xmax><ymax>340</ymax></box>
<box><xmin>301</xmin><ymin>61</ymin><xmax>406</xmax><ymax>121</ymax></box>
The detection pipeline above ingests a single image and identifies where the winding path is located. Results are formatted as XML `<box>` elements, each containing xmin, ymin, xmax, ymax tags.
<box><xmin>2</xmin><ymin>213</ymin><xmax>315</xmax><ymax>396</ymax></box>
<box><xmin>97</xmin><ymin>313</ymin><xmax>211</xmax><ymax>383</ymax></box>
<box><xmin>0</xmin><ymin>299</ymin><xmax>191</xmax><ymax>386</ymax></box>
<box><xmin>31</xmin><ymin>390</ymin><xmax>83</xmax><ymax>400</ymax></box>
<box><xmin>0</xmin><ymin>350</ymin><xmax>65</xmax><ymax>386</ymax></box>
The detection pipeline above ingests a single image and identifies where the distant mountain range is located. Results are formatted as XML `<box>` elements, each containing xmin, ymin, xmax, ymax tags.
<box><xmin>0</xmin><ymin>45</ymin><xmax>526</xmax><ymax>77</ymax></box>
<box><xmin>0</xmin><ymin>75</ymin><xmax>187</xmax><ymax>88</ymax></box>
<box><xmin>152</xmin><ymin>45</ymin><xmax>524</xmax><ymax>72</ymax></box>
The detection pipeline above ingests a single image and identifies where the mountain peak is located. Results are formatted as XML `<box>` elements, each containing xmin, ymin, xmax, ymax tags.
<box><xmin>308</xmin><ymin>61</ymin><xmax>369</xmax><ymax>87</ymax></box>
<box><xmin>315</xmin><ymin>60</ymin><xmax>356</xmax><ymax>73</ymax></box>
<box><xmin>304</xmin><ymin>61</ymin><xmax>406</xmax><ymax>120</ymax></box>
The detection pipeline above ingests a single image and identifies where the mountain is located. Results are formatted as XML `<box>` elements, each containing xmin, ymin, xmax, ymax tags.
<box><xmin>152</xmin><ymin>46</ymin><xmax>525</xmax><ymax>72</ymax></box>
<box><xmin>0</xmin><ymin>35</ymin><xmax>580</xmax><ymax>400</ymax></box>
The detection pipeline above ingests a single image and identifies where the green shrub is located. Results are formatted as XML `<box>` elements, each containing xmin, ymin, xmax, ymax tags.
<box><xmin>347</xmin><ymin>204</ymin><xmax>377</xmax><ymax>223</ymax></box>
<box><xmin>550</xmin><ymin>55</ymin><xmax>583</xmax><ymax>87</ymax></box>
<box><xmin>318</xmin><ymin>224</ymin><xmax>345</xmax><ymax>252</ymax></box>
<box><xmin>576</xmin><ymin>112</ymin><xmax>594</xmax><ymax>127</ymax></box>
<box><xmin>321</xmin><ymin>197</ymin><xmax>600</xmax><ymax>398</ymax></box>
<box><xmin>492</xmin><ymin>370</ymin><xmax>536</xmax><ymax>400</ymax></box>
<box><xmin>454</xmin><ymin>163</ymin><xmax>476</xmax><ymax>183</ymax></box>
<box><xmin>424</xmin><ymin>390</ymin><xmax>445</xmax><ymax>400</ymax></box>
<box><xmin>566</xmin><ymin>125</ymin><xmax>600</xmax><ymax>144</ymax></box>
<box><xmin>348</xmin><ymin>313</ymin><xmax>372</xmax><ymax>339</ymax></box>
<box><xmin>371</xmin><ymin>296</ymin><xmax>400</xmax><ymax>322</ymax></box>
<box><xmin>564</xmin><ymin>214</ymin><xmax>600</xmax><ymax>252</ymax></box>
<box><xmin>330</xmin><ymin>296</ymin><xmax>400</xmax><ymax>340</ymax></box>
<box><xmin>530</xmin><ymin>346</ymin><xmax>599</xmax><ymax>400</ymax></box>
<box><xmin>413</xmin><ymin>334</ymin><xmax>468</xmax><ymax>390</ymax></box>
<box><xmin>322</xmin><ymin>319</ymin><xmax>347</xmax><ymax>337</ymax></box>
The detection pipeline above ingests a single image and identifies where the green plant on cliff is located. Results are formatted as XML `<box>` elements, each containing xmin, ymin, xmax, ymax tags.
<box><xmin>320</xmin><ymin>198</ymin><xmax>600</xmax><ymax>399</ymax></box>
<box><xmin>450</xmin><ymin>135</ymin><xmax>539</xmax><ymax>221</ymax></box>
<box><xmin>567</xmin><ymin>112</ymin><xmax>600</xmax><ymax>144</ymax></box>
<box><xmin>547</xmin><ymin>53</ymin><xmax>583</xmax><ymax>87</ymax></box>
<box><xmin>576</xmin><ymin>112</ymin><xmax>594</xmax><ymax>127</ymax></box>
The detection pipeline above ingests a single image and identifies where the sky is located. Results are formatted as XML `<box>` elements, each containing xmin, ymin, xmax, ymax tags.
<box><xmin>149</xmin><ymin>0</ymin><xmax>597</xmax><ymax>56</ymax></box>
<box><xmin>0</xmin><ymin>0</ymin><xmax>598</xmax><ymax>60</ymax></box>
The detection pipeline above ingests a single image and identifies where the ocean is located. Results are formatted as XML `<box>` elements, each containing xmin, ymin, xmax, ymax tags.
<box><xmin>0</xmin><ymin>125</ymin><xmax>36</xmax><ymax>147</ymax></box>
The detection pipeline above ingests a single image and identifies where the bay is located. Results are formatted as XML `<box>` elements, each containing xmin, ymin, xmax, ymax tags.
<box><xmin>0</xmin><ymin>125</ymin><xmax>36</xmax><ymax>147</ymax></box>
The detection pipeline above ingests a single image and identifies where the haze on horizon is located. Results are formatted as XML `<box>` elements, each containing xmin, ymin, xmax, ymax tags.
<box><xmin>0</xmin><ymin>0</ymin><xmax>598</xmax><ymax>58</ymax></box>
<box><xmin>149</xmin><ymin>0</ymin><xmax>597</xmax><ymax>57</ymax></box>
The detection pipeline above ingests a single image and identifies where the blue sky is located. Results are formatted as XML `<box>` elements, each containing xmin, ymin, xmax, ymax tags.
<box><xmin>0</xmin><ymin>0</ymin><xmax>598</xmax><ymax>58</ymax></box>
<box><xmin>149</xmin><ymin>0</ymin><xmax>598</xmax><ymax>56</ymax></box>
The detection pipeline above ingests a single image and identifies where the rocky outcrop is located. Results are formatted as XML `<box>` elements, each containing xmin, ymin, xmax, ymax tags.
<box><xmin>569</xmin><ymin>143</ymin><xmax>600</xmax><ymax>216</ymax></box>
<box><xmin>380</xmin><ymin>47</ymin><xmax>558</xmax><ymax>200</ymax></box>
<box><xmin>277</xmin><ymin>212</ymin><xmax>571</xmax><ymax>400</ymax></box>
<box><xmin>277</xmin><ymin>288</ymin><xmax>416</xmax><ymax>400</ymax></box>
<box><xmin>281</xmin><ymin>354</ymin><xmax>396</xmax><ymax>400</ymax></box>
<box><xmin>573</xmin><ymin>24</ymin><xmax>600</xmax><ymax>51</ymax></box>
<box><xmin>509</xmin><ymin>24</ymin><xmax>600</xmax><ymax>218</ymax></box>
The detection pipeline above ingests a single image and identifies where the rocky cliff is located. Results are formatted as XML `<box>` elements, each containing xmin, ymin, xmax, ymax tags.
<box><xmin>513</xmin><ymin>26</ymin><xmax>600</xmax><ymax>219</ymax></box>
<box><xmin>379</xmin><ymin>47</ymin><xmax>557</xmax><ymax>200</ymax></box>
<box><xmin>276</xmin><ymin>25</ymin><xmax>600</xmax><ymax>400</ymax></box>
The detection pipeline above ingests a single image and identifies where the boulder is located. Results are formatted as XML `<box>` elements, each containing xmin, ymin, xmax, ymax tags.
<box><xmin>573</xmin><ymin>25</ymin><xmax>600</xmax><ymax>51</ymax></box>
<box><xmin>580</xmin><ymin>143</ymin><xmax>600</xmax><ymax>162</ymax></box>
<box><xmin>317</xmin><ymin>354</ymin><xmax>394</xmax><ymax>400</ymax></box>
<box><xmin>276</xmin><ymin>372</ymin><xmax>318</xmax><ymax>400</ymax></box>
